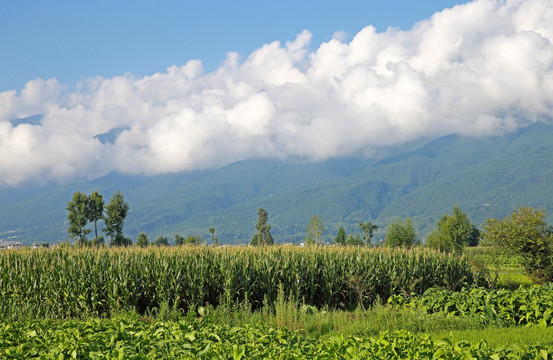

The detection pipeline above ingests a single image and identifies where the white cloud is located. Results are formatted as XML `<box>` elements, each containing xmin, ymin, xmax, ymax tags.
<box><xmin>1</xmin><ymin>0</ymin><xmax>553</xmax><ymax>186</ymax></box>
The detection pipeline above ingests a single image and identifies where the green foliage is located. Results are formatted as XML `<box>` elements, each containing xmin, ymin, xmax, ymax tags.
<box><xmin>91</xmin><ymin>236</ymin><xmax>105</xmax><ymax>247</ymax></box>
<box><xmin>305</xmin><ymin>214</ymin><xmax>325</xmax><ymax>245</ymax></box>
<box><xmin>427</xmin><ymin>206</ymin><xmax>479</xmax><ymax>254</ymax></box>
<box><xmin>465</xmin><ymin>246</ymin><xmax>523</xmax><ymax>269</ymax></box>
<box><xmin>153</xmin><ymin>235</ymin><xmax>169</xmax><ymax>246</ymax></box>
<box><xmin>334</xmin><ymin>226</ymin><xmax>347</xmax><ymax>245</ymax></box>
<box><xmin>5</xmin><ymin>124</ymin><xmax>553</xmax><ymax>246</ymax></box>
<box><xmin>385</xmin><ymin>217</ymin><xmax>417</xmax><ymax>248</ymax></box>
<box><xmin>346</xmin><ymin>233</ymin><xmax>364</xmax><ymax>246</ymax></box>
<box><xmin>0</xmin><ymin>246</ymin><xmax>473</xmax><ymax>320</ymax></box>
<box><xmin>359</xmin><ymin>221</ymin><xmax>378</xmax><ymax>244</ymax></box>
<box><xmin>174</xmin><ymin>234</ymin><xmax>184</xmax><ymax>246</ymax></box>
<box><xmin>1</xmin><ymin>317</ymin><xmax>551</xmax><ymax>359</ymax></box>
<box><xmin>110</xmin><ymin>234</ymin><xmax>132</xmax><ymax>247</ymax></box>
<box><xmin>136</xmin><ymin>232</ymin><xmax>149</xmax><ymax>247</ymax></box>
<box><xmin>250</xmin><ymin>208</ymin><xmax>274</xmax><ymax>245</ymax></box>
<box><xmin>483</xmin><ymin>206</ymin><xmax>553</xmax><ymax>283</ymax></box>
<box><xmin>86</xmin><ymin>190</ymin><xmax>104</xmax><ymax>240</ymax></box>
<box><xmin>389</xmin><ymin>284</ymin><xmax>553</xmax><ymax>327</ymax></box>
<box><xmin>66</xmin><ymin>191</ymin><xmax>91</xmax><ymax>245</ymax></box>
<box><xmin>184</xmin><ymin>234</ymin><xmax>205</xmax><ymax>245</ymax></box>
<box><xmin>103</xmin><ymin>191</ymin><xmax>129</xmax><ymax>245</ymax></box>
<box><xmin>209</xmin><ymin>227</ymin><xmax>219</xmax><ymax>246</ymax></box>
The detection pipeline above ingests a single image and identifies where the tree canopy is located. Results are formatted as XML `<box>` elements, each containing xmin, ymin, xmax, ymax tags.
<box><xmin>359</xmin><ymin>221</ymin><xmax>378</xmax><ymax>245</ymax></box>
<box><xmin>305</xmin><ymin>215</ymin><xmax>325</xmax><ymax>245</ymax></box>
<box><xmin>251</xmin><ymin>208</ymin><xmax>274</xmax><ymax>245</ymax></box>
<box><xmin>136</xmin><ymin>232</ymin><xmax>149</xmax><ymax>247</ymax></box>
<box><xmin>66</xmin><ymin>191</ymin><xmax>90</xmax><ymax>245</ymax></box>
<box><xmin>104</xmin><ymin>191</ymin><xmax>130</xmax><ymax>246</ymax></box>
<box><xmin>153</xmin><ymin>236</ymin><xmax>170</xmax><ymax>246</ymax></box>
<box><xmin>86</xmin><ymin>190</ymin><xmax>104</xmax><ymax>240</ymax></box>
<box><xmin>384</xmin><ymin>217</ymin><xmax>417</xmax><ymax>248</ymax></box>
<box><xmin>209</xmin><ymin>227</ymin><xmax>219</xmax><ymax>246</ymax></box>
<box><xmin>426</xmin><ymin>206</ymin><xmax>479</xmax><ymax>254</ymax></box>
<box><xmin>483</xmin><ymin>206</ymin><xmax>553</xmax><ymax>283</ymax></box>
<box><xmin>334</xmin><ymin>227</ymin><xmax>347</xmax><ymax>246</ymax></box>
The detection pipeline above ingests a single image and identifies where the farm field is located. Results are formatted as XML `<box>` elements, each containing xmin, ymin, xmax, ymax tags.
<box><xmin>2</xmin><ymin>315</ymin><xmax>553</xmax><ymax>359</ymax></box>
<box><xmin>1</xmin><ymin>246</ymin><xmax>552</xmax><ymax>359</ymax></box>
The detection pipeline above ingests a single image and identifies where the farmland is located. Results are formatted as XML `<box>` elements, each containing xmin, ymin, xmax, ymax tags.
<box><xmin>0</xmin><ymin>246</ymin><xmax>473</xmax><ymax>319</ymax></box>
<box><xmin>1</xmin><ymin>246</ymin><xmax>552</xmax><ymax>359</ymax></box>
<box><xmin>2</xmin><ymin>316</ymin><xmax>553</xmax><ymax>359</ymax></box>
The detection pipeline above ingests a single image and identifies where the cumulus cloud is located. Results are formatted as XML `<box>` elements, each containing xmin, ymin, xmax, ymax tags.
<box><xmin>1</xmin><ymin>0</ymin><xmax>553</xmax><ymax>186</ymax></box>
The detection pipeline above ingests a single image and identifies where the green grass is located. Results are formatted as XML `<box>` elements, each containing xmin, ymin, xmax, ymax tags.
<box><xmin>434</xmin><ymin>326</ymin><xmax>553</xmax><ymax>347</ymax></box>
<box><xmin>207</xmin><ymin>300</ymin><xmax>484</xmax><ymax>339</ymax></box>
<box><xmin>202</xmin><ymin>287</ymin><xmax>552</xmax><ymax>350</ymax></box>
<box><xmin>465</xmin><ymin>246</ymin><xmax>524</xmax><ymax>269</ymax></box>
<box><xmin>465</xmin><ymin>246</ymin><xmax>534</xmax><ymax>289</ymax></box>
<box><xmin>497</xmin><ymin>270</ymin><xmax>534</xmax><ymax>289</ymax></box>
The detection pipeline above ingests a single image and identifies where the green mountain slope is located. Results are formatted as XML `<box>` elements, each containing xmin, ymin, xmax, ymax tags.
<box><xmin>1</xmin><ymin>123</ymin><xmax>552</xmax><ymax>245</ymax></box>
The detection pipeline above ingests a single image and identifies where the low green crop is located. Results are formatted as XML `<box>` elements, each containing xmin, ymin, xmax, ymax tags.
<box><xmin>1</xmin><ymin>316</ymin><xmax>551</xmax><ymax>359</ymax></box>
<box><xmin>389</xmin><ymin>284</ymin><xmax>553</xmax><ymax>326</ymax></box>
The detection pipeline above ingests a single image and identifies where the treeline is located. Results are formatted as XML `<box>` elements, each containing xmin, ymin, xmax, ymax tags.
<box><xmin>247</xmin><ymin>206</ymin><xmax>478</xmax><ymax>252</ymax></box>
<box><xmin>135</xmin><ymin>229</ymin><xmax>218</xmax><ymax>248</ymax></box>
<box><xmin>66</xmin><ymin>190</ymin><xmax>219</xmax><ymax>248</ymax></box>
<box><xmin>244</xmin><ymin>205</ymin><xmax>553</xmax><ymax>283</ymax></box>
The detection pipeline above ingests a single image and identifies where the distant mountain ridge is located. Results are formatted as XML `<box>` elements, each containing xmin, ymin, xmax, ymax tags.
<box><xmin>1</xmin><ymin>123</ymin><xmax>552</xmax><ymax>245</ymax></box>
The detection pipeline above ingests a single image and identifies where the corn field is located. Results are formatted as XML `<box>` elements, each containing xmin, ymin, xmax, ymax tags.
<box><xmin>0</xmin><ymin>246</ymin><xmax>474</xmax><ymax>320</ymax></box>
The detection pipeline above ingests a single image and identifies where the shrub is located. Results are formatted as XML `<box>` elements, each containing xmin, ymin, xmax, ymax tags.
<box><xmin>482</xmin><ymin>206</ymin><xmax>553</xmax><ymax>283</ymax></box>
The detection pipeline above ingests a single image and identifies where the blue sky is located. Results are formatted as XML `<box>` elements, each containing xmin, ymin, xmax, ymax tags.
<box><xmin>1</xmin><ymin>0</ymin><xmax>552</xmax><ymax>186</ymax></box>
<box><xmin>1</xmin><ymin>0</ymin><xmax>469</xmax><ymax>92</ymax></box>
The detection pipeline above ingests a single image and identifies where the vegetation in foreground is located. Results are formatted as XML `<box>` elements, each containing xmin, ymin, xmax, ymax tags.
<box><xmin>390</xmin><ymin>284</ymin><xmax>553</xmax><ymax>326</ymax></box>
<box><xmin>2</xmin><ymin>303</ymin><xmax>553</xmax><ymax>360</ymax></box>
<box><xmin>2</xmin><ymin>218</ymin><xmax>552</xmax><ymax>359</ymax></box>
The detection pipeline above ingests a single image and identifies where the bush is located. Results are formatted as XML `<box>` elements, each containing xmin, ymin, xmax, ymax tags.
<box><xmin>482</xmin><ymin>206</ymin><xmax>553</xmax><ymax>283</ymax></box>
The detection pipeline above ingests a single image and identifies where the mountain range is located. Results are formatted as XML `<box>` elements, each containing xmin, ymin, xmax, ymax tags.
<box><xmin>1</xmin><ymin>122</ymin><xmax>552</xmax><ymax>245</ymax></box>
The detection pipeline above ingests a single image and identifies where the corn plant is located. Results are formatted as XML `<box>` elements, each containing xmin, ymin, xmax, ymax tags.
<box><xmin>0</xmin><ymin>246</ymin><xmax>474</xmax><ymax>320</ymax></box>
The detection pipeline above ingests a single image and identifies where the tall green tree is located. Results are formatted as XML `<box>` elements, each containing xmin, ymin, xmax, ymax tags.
<box><xmin>209</xmin><ymin>227</ymin><xmax>219</xmax><ymax>246</ymax></box>
<box><xmin>334</xmin><ymin>226</ymin><xmax>347</xmax><ymax>246</ymax></box>
<box><xmin>359</xmin><ymin>221</ymin><xmax>378</xmax><ymax>245</ymax></box>
<box><xmin>153</xmin><ymin>235</ymin><xmax>169</xmax><ymax>246</ymax></box>
<box><xmin>66</xmin><ymin>191</ymin><xmax>91</xmax><ymax>246</ymax></box>
<box><xmin>305</xmin><ymin>215</ymin><xmax>325</xmax><ymax>245</ymax></box>
<box><xmin>427</xmin><ymin>206</ymin><xmax>479</xmax><ymax>254</ymax></box>
<box><xmin>174</xmin><ymin>234</ymin><xmax>185</xmax><ymax>246</ymax></box>
<box><xmin>346</xmin><ymin>233</ymin><xmax>364</xmax><ymax>246</ymax></box>
<box><xmin>104</xmin><ymin>191</ymin><xmax>129</xmax><ymax>246</ymax></box>
<box><xmin>86</xmin><ymin>190</ymin><xmax>104</xmax><ymax>240</ymax></box>
<box><xmin>250</xmin><ymin>208</ymin><xmax>274</xmax><ymax>245</ymax></box>
<box><xmin>384</xmin><ymin>217</ymin><xmax>417</xmax><ymax>248</ymax></box>
<box><xmin>136</xmin><ymin>232</ymin><xmax>149</xmax><ymax>247</ymax></box>
<box><xmin>483</xmin><ymin>206</ymin><xmax>553</xmax><ymax>283</ymax></box>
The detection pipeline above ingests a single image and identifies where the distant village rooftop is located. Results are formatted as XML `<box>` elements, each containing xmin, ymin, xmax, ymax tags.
<box><xmin>0</xmin><ymin>240</ymin><xmax>23</xmax><ymax>250</ymax></box>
